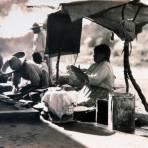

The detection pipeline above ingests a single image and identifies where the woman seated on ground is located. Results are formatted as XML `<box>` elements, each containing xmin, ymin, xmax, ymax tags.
<box><xmin>75</xmin><ymin>44</ymin><xmax>115</xmax><ymax>107</ymax></box>
<box><xmin>56</xmin><ymin>43</ymin><xmax>115</xmax><ymax>107</ymax></box>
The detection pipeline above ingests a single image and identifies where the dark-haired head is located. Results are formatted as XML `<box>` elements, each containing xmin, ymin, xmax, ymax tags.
<box><xmin>31</xmin><ymin>23</ymin><xmax>41</xmax><ymax>34</ymax></box>
<box><xmin>32</xmin><ymin>52</ymin><xmax>42</xmax><ymax>64</ymax></box>
<box><xmin>94</xmin><ymin>44</ymin><xmax>111</xmax><ymax>63</ymax></box>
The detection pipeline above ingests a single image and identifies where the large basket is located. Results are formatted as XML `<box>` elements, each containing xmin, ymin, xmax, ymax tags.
<box><xmin>112</xmin><ymin>92</ymin><xmax>135</xmax><ymax>133</ymax></box>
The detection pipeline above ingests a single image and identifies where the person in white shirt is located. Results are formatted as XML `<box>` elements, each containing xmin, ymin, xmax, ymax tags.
<box><xmin>31</xmin><ymin>23</ymin><xmax>46</xmax><ymax>59</ymax></box>
<box><xmin>74</xmin><ymin>44</ymin><xmax>115</xmax><ymax>107</ymax></box>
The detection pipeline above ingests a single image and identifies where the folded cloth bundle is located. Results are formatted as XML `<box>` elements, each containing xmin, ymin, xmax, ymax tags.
<box><xmin>42</xmin><ymin>89</ymin><xmax>75</xmax><ymax>119</ymax></box>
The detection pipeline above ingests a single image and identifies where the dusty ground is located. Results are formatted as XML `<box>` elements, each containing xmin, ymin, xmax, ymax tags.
<box><xmin>0</xmin><ymin>121</ymin><xmax>86</xmax><ymax>148</ymax></box>
<box><xmin>1</xmin><ymin>120</ymin><xmax>148</xmax><ymax>148</ymax></box>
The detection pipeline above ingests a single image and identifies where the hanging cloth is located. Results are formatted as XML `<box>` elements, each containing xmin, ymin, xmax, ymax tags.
<box><xmin>45</xmin><ymin>11</ymin><xmax>82</xmax><ymax>57</ymax></box>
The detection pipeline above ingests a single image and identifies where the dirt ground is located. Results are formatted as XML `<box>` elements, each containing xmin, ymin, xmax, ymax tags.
<box><xmin>1</xmin><ymin>120</ymin><xmax>148</xmax><ymax>148</ymax></box>
<box><xmin>0</xmin><ymin>121</ymin><xmax>86</xmax><ymax>148</ymax></box>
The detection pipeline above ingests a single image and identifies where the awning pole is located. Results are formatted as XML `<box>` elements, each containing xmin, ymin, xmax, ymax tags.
<box><xmin>123</xmin><ymin>41</ymin><xmax>148</xmax><ymax>112</ymax></box>
<box><xmin>123</xmin><ymin>41</ymin><xmax>129</xmax><ymax>93</ymax></box>
<box><xmin>56</xmin><ymin>49</ymin><xmax>61</xmax><ymax>85</ymax></box>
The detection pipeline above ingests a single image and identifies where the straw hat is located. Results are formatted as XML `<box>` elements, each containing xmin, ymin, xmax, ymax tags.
<box><xmin>2</xmin><ymin>52</ymin><xmax>25</xmax><ymax>74</ymax></box>
<box><xmin>9</xmin><ymin>56</ymin><xmax>22</xmax><ymax>71</ymax></box>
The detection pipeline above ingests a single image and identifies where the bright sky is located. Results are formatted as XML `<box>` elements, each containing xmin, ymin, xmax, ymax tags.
<box><xmin>0</xmin><ymin>0</ymin><xmax>88</xmax><ymax>38</ymax></box>
<box><xmin>0</xmin><ymin>5</ymin><xmax>53</xmax><ymax>38</ymax></box>
<box><xmin>0</xmin><ymin>1</ymin><xmax>61</xmax><ymax>38</ymax></box>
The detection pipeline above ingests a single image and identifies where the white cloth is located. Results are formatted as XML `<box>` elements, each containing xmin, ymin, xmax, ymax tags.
<box><xmin>42</xmin><ymin>87</ymin><xmax>75</xmax><ymax>118</ymax></box>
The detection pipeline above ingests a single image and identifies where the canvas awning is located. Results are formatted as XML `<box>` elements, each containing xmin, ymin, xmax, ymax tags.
<box><xmin>60</xmin><ymin>0</ymin><xmax>148</xmax><ymax>111</ymax></box>
<box><xmin>89</xmin><ymin>2</ymin><xmax>148</xmax><ymax>40</ymax></box>
<box><xmin>61</xmin><ymin>0</ymin><xmax>130</xmax><ymax>21</ymax></box>
<box><xmin>61</xmin><ymin>0</ymin><xmax>148</xmax><ymax>41</ymax></box>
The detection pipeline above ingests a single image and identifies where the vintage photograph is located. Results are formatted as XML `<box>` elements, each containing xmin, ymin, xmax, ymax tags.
<box><xmin>0</xmin><ymin>0</ymin><xmax>148</xmax><ymax>147</ymax></box>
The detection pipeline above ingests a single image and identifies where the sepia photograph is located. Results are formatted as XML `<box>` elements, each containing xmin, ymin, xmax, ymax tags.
<box><xmin>0</xmin><ymin>0</ymin><xmax>148</xmax><ymax>147</ymax></box>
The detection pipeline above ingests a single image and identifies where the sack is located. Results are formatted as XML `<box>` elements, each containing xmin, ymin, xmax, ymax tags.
<box><xmin>118</xmin><ymin>20</ymin><xmax>136</xmax><ymax>41</ymax></box>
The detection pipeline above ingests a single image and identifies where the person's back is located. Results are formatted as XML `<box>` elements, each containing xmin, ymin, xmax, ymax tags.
<box><xmin>9</xmin><ymin>56</ymin><xmax>49</xmax><ymax>91</ymax></box>
<box><xmin>17</xmin><ymin>61</ymin><xmax>42</xmax><ymax>87</ymax></box>
<box><xmin>40</xmin><ymin>62</ymin><xmax>50</xmax><ymax>88</ymax></box>
<box><xmin>32</xmin><ymin>52</ymin><xmax>50</xmax><ymax>88</ymax></box>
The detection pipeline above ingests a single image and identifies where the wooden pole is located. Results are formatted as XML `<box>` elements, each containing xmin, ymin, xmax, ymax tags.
<box><xmin>123</xmin><ymin>41</ymin><xmax>148</xmax><ymax>112</ymax></box>
<box><xmin>45</xmin><ymin>55</ymin><xmax>52</xmax><ymax>85</ymax></box>
<box><xmin>123</xmin><ymin>42</ymin><xmax>129</xmax><ymax>93</ymax></box>
<box><xmin>56</xmin><ymin>49</ymin><xmax>61</xmax><ymax>85</ymax></box>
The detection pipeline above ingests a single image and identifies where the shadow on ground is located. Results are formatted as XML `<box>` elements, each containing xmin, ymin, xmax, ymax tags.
<box><xmin>58</xmin><ymin>121</ymin><xmax>115</xmax><ymax>136</ymax></box>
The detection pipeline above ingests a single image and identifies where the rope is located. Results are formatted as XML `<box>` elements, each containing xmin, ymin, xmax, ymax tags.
<box><xmin>133</xmin><ymin>5</ymin><xmax>142</xmax><ymax>22</ymax></box>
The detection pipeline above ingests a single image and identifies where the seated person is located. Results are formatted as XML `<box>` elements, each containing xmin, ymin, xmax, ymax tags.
<box><xmin>32</xmin><ymin>52</ymin><xmax>50</xmax><ymax>87</ymax></box>
<box><xmin>75</xmin><ymin>44</ymin><xmax>115</xmax><ymax>107</ymax></box>
<box><xmin>8</xmin><ymin>53</ymin><xmax>50</xmax><ymax>95</ymax></box>
<box><xmin>56</xmin><ymin>44</ymin><xmax>115</xmax><ymax>107</ymax></box>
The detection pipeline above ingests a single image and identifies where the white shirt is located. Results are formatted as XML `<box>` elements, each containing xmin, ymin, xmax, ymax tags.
<box><xmin>33</xmin><ymin>29</ymin><xmax>46</xmax><ymax>54</ymax></box>
<box><xmin>87</xmin><ymin>61</ymin><xmax>114</xmax><ymax>91</ymax></box>
<box><xmin>77</xmin><ymin>61</ymin><xmax>115</xmax><ymax>105</ymax></box>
